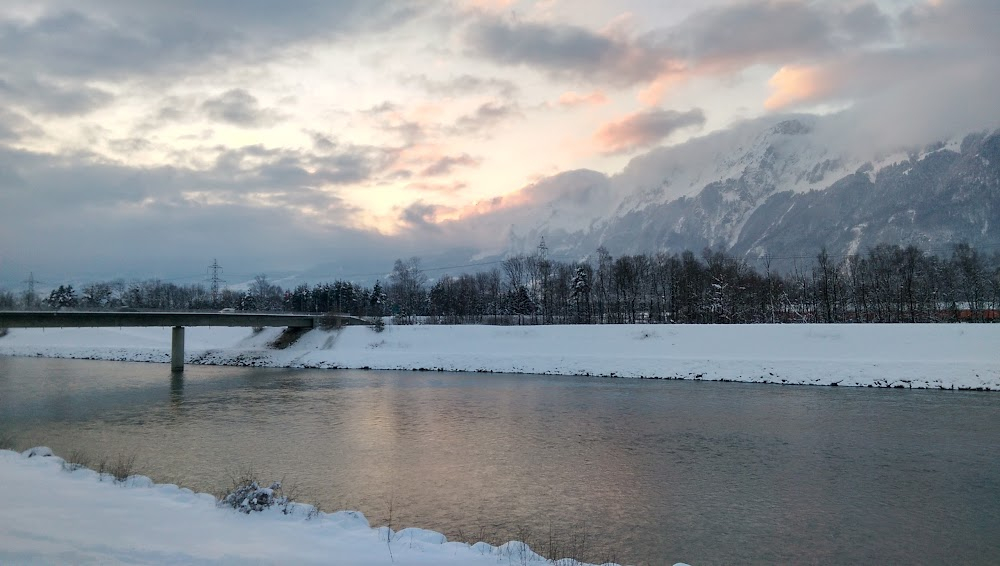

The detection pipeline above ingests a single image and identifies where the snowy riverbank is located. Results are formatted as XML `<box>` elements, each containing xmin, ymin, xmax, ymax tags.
<box><xmin>1</xmin><ymin>323</ymin><xmax>998</xmax><ymax>389</ymax></box>
<box><xmin>0</xmin><ymin>448</ymin><xmax>651</xmax><ymax>565</ymax></box>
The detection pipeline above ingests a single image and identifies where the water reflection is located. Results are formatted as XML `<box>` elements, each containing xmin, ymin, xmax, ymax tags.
<box><xmin>1</xmin><ymin>356</ymin><xmax>998</xmax><ymax>565</ymax></box>
<box><xmin>170</xmin><ymin>372</ymin><xmax>184</xmax><ymax>408</ymax></box>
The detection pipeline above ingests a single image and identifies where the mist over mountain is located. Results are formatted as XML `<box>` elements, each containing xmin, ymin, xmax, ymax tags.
<box><xmin>479</xmin><ymin>113</ymin><xmax>1000</xmax><ymax>273</ymax></box>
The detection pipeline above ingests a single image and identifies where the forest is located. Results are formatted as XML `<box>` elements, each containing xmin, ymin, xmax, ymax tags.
<box><xmin>3</xmin><ymin>243</ymin><xmax>999</xmax><ymax>324</ymax></box>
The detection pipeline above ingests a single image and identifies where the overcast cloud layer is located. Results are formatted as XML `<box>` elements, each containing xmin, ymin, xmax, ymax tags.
<box><xmin>0</xmin><ymin>0</ymin><xmax>997</xmax><ymax>286</ymax></box>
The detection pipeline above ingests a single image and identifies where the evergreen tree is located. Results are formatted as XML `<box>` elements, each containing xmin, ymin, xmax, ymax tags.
<box><xmin>370</xmin><ymin>280</ymin><xmax>387</xmax><ymax>316</ymax></box>
<box><xmin>46</xmin><ymin>285</ymin><xmax>78</xmax><ymax>309</ymax></box>
<box><xmin>571</xmin><ymin>265</ymin><xmax>592</xmax><ymax>323</ymax></box>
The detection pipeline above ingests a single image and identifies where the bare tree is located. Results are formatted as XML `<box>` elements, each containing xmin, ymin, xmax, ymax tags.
<box><xmin>388</xmin><ymin>257</ymin><xmax>427</xmax><ymax>324</ymax></box>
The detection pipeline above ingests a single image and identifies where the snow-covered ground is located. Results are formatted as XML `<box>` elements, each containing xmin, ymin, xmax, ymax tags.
<box><xmin>1</xmin><ymin>323</ymin><xmax>998</xmax><ymax>390</ymax></box>
<box><xmin>1</xmin><ymin>448</ymin><xmax>655</xmax><ymax>566</ymax></box>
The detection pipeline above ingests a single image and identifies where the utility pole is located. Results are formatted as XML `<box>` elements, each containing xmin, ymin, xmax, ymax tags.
<box><xmin>207</xmin><ymin>259</ymin><xmax>225</xmax><ymax>307</ymax></box>
<box><xmin>537</xmin><ymin>237</ymin><xmax>549</xmax><ymax>323</ymax></box>
<box><xmin>23</xmin><ymin>272</ymin><xmax>36</xmax><ymax>296</ymax></box>
<box><xmin>22</xmin><ymin>272</ymin><xmax>39</xmax><ymax>308</ymax></box>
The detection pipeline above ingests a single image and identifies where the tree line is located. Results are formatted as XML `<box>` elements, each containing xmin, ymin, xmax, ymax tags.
<box><xmin>3</xmin><ymin>243</ymin><xmax>999</xmax><ymax>324</ymax></box>
<box><xmin>417</xmin><ymin>243</ymin><xmax>1000</xmax><ymax>324</ymax></box>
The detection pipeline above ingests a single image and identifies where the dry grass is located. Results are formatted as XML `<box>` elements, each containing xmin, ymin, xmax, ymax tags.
<box><xmin>93</xmin><ymin>452</ymin><xmax>138</xmax><ymax>483</ymax></box>
<box><xmin>0</xmin><ymin>432</ymin><xmax>16</xmax><ymax>450</ymax></box>
<box><xmin>61</xmin><ymin>448</ymin><xmax>93</xmax><ymax>472</ymax></box>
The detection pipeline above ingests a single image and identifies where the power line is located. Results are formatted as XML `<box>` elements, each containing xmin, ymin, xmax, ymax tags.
<box><xmin>206</xmin><ymin>259</ymin><xmax>225</xmax><ymax>305</ymax></box>
<box><xmin>20</xmin><ymin>272</ymin><xmax>42</xmax><ymax>307</ymax></box>
<box><xmin>22</xmin><ymin>272</ymin><xmax>37</xmax><ymax>296</ymax></box>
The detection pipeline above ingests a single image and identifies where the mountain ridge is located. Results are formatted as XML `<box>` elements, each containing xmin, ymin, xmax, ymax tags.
<box><xmin>500</xmin><ymin>115</ymin><xmax>1000</xmax><ymax>270</ymax></box>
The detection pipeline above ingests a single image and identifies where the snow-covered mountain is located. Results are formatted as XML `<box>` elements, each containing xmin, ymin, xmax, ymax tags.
<box><xmin>500</xmin><ymin>114</ymin><xmax>1000</xmax><ymax>268</ymax></box>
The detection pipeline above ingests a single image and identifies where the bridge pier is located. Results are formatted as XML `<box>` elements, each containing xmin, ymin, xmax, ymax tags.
<box><xmin>171</xmin><ymin>326</ymin><xmax>185</xmax><ymax>372</ymax></box>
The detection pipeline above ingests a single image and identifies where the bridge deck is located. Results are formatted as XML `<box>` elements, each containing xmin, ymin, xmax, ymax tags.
<box><xmin>0</xmin><ymin>311</ymin><xmax>319</xmax><ymax>329</ymax></box>
<box><xmin>0</xmin><ymin>311</ymin><xmax>370</xmax><ymax>371</ymax></box>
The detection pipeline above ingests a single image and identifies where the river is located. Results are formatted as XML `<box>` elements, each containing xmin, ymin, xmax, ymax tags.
<box><xmin>1</xmin><ymin>356</ymin><xmax>997</xmax><ymax>565</ymax></box>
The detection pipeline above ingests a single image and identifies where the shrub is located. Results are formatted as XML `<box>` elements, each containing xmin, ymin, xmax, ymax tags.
<box><xmin>222</xmin><ymin>480</ymin><xmax>287</xmax><ymax>513</ymax></box>
<box><xmin>92</xmin><ymin>452</ymin><xmax>137</xmax><ymax>482</ymax></box>
<box><xmin>370</xmin><ymin>316</ymin><xmax>386</xmax><ymax>333</ymax></box>
<box><xmin>108</xmin><ymin>453</ymin><xmax>137</xmax><ymax>483</ymax></box>
<box><xmin>220</xmin><ymin>467</ymin><xmax>290</xmax><ymax>514</ymax></box>
<box><xmin>61</xmin><ymin>449</ymin><xmax>92</xmax><ymax>472</ymax></box>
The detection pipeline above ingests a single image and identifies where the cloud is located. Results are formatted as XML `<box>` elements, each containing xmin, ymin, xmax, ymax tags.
<box><xmin>0</xmin><ymin>140</ymin><xmax>413</xmax><ymax>279</ymax></box>
<box><xmin>764</xmin><ymin>65</ymin><xmax>829</xmax><ymax>110</ymax></box>
<box><xmin>462</xmin><ymin>0</ymin><xmax>516</xmax><ymax>13</ymax></box>
<box><xmin>639</xmin><ymin>1</ymin><xmax>894</xmax><ymax>105</ymax></box>
<box><xmin>0</xmin><ymin>134</ymin><xmax>397</xmax><ymax>239</ymax></box>
<box><xmin>405</xmin><ymin>169</ymin><xmax>616</xmax><ymax>252</ymax></box>
<box><xmin>148</xmin><ymin>96</ymin><xmax>195</xmax><ymax>125</ymax></box>
<box><xmin>667</xmin><ymin>1</ymin><xmax>889</xmax><ymax>69</ymax></box>
<box><xmin>0</xmin><ymin>76</ymin><xmax>113</xmax><ymax>115</ymax></box>
<box><xmin>837</xmin><ymin>2</ymin><xmax>892</xmax><ymax>44</ymax></box>
<box><xmin>594</xmin><ymin>108</ymin><xmax>705</xmax><ymax>154</ymax></box>
<box><xmin>207</xmin><ymin>142</ymin><xmax>390</xmax><ymax>189</ymax></box>
<box><xmin>452</xmin><ymin>102</ymin><xmax>521</xmax><ymax>134</ymax></box>
<box><xmin>556</xmin><ymin>91</ymin><xmax>608</xmax><ymax>108</ymax></box>
<box><xmin>420</xmin><ymin>154</ymin><xmax>482</xmax><ymax>177</ymax></box>
<box><xmin>759</xmin><ymin>0</ymin><xmax>1000</xmax><ymax>148</ymax></box>
<box><xmin>900</xmin><ymin>0</ymin><xmax>1000</xmax><ymax>47</ymax></box>
<box><xmin>202</xmin><ymin>89</ymin><xmax>281</xmax><ymax>128</ymax></box>
<box><xmin>0</xmin><ymin>2</ymin><xmax>423</xmax><ymax>82</ymax></box>
<box><xmin>107</xmin><ymin>137</ymin><xmax>154</xmax><ymax>154</ymax></box>
<box><xmin>0</xmin><ymin>109</ymin><xmax>43</xmax><ymax>142</ymax></box>
<box><xmin>399</xmin><ymin>201</ymin><xmax>447</xmax><ymax>230</ymax></box>
<box><xmin>464</xmin><ymin>16</ymin><xmax>673</xmax><ymax>85</ymax></box>
<box><xmin>0</xmin><ymin>10</ymin><xmax>217</xmax><ymax>81</ymax></box>
<box><xmin>364</xmin><ymin>101</ymin><xmax>399</xmax><ymax>115</ymax></box>
<box><xmin>464</xmin><ymin>2</ymin><xmax>894</xmax><ymax>106</ymax></box>
<box><xmin>403</xmin><ymin>180</ymin><xmax>468</xmax><ymax>194</ymax></box>
<box><xmin>403</xmin><ymin>74</ymin><xmax>519</xmax><ymax>98</ymax></box>
<box><xmin>764</xmin><ymin>49</ymin><xmax>937</xmax><ymax>111</ymax></box>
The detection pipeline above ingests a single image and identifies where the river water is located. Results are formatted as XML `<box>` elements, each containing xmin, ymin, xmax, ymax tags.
<box><xmin>1</xmin><ymin>356</ymin><xmax>997</xmax><ymax>565</ymax></box>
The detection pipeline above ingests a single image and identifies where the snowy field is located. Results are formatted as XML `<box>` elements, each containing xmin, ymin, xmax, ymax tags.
<box><xmin>1</xmin><ymin>448</ymin><xmax>660</xmax><ymax>566</ymax></box>
<box><xmin>1</xmin><ymin>323</ymin><xmax>998</xmax><ymax>389</ymax></box>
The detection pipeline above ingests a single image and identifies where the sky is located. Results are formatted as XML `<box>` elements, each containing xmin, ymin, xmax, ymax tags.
<box><xmin>0</xmin><ymin>0</ymin><xmax>997</xmax><ymax>286</ymax></box>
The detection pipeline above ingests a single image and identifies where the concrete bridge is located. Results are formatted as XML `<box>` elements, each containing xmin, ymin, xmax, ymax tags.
<box><xmin>0</xmin><ymin>311</ymin><xmax>369</xmax><ymax>371</ymax></box>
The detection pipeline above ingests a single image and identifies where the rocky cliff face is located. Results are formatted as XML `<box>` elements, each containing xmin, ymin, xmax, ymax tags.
<box><xmin>510</xmin><ymin>117</ymin><xmax>1000</xmax><ymax>267</ymax></box>
<box><xmin>731</xmin><ymin>131</ymin><xmax>1000</xmax><ymax>262</ymax></box>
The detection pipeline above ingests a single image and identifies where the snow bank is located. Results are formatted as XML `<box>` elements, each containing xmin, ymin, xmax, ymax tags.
<box><xmin>1</xmin><ymin>323</ymin><xmax>998</xmax><ymax>390</ymax></box>
<box><xmin>0</xmin><ymin>448</ymin><xmax>648</xmax><ymax>565</ymax></box>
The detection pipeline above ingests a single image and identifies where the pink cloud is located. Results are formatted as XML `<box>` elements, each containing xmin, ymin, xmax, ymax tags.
<box><xmin>764</xmin><ymin>65</ymin><xmax>830</xmax><ymax>110</ymax></box>
<box><xmin>556</xmin><ymin>90</ymin><xmax>609</xmax><ymax>107</ymax></box>
<box><xmin>593</xmin><ymin>108</ymin><xmax>705</xmax><ymax>154</ymax></box>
